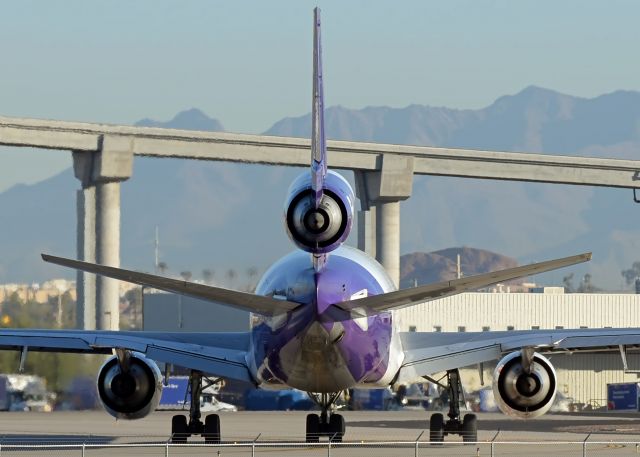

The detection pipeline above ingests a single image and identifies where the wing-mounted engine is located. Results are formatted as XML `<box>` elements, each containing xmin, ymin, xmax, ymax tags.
<box><xmin>285</xmin><ymin>170</ymin><xmax>354</xmax><ymax>254</ymax></box>
<box><xmin>493</xmin><ymin>350</ymin><xmax>557</xmax><ymax>419</ymax></box>
<box><xmin>96</xmin><ymin>352</ymin><xmax>163</xmax><ymax>420</ymax></box>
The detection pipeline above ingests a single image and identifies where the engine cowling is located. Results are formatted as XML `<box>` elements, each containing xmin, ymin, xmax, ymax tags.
<box><xmin>493</xmin><ymin>351</ymin><xmax>557</xmax><ymax>419</ymax></box>
<box><xmin>96</xmin><ymin>352</ymin><xmax>163</xmax><ymax>420</ymax></box>
<box><xmin>285</xmin><ymin>170</ymin><xmax>354</xmax><ymax>254</ymax></box>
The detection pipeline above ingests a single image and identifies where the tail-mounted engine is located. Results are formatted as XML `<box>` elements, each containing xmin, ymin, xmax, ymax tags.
<box><xmin>285</xmin><ymin>170</ymin><xmax>354</xmax><ymax>254</ymax></box>
<box><xmin>493</xmin><ymin>351</ymin><xmax>557</xmax><ymax>419</ymax></box>
<box><xmin>96</xmin><ymin>352</ymin><xmax>163</xmax><ymax>420</ymax></box>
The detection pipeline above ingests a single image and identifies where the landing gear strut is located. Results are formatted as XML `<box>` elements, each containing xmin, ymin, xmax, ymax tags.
<box><xmin>170</xmin><ymin>370</ymin><xmax>222</xmax><ymax>444</ymax></box>
<box><xmin>306</xmin><ymin>392</ymin><xmax>345</xmax><ymax>442</ymax></box>
<box><xmin>426</xmin><ymin>369</ymin><xmax>477</xmax><ymax>444</ymax></box>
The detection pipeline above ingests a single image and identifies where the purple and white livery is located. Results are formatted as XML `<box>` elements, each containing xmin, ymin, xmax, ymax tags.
<box><xmin>5</xmin><ymin>7</ymin><xmax>638</xmax><ymax>444</ymax></box>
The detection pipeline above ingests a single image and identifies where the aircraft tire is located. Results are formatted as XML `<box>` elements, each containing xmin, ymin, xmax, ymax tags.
<box><xmin>204</xmin><ymin>414</ymin><xmax>221</xmax><ymax>444</ymax></box>
<box><xmin>462</xmin><ymin>413</ymin><xmax>477</xmax><ymax>444</ymax></box>
<box><xmin>306</xmin><ymin>414</ymin><xmax>320</xmax><ymax>443</ymax></box>
<box><xmin>171</xmin><ymin>414</ymin><xmax>188</xmax><ymax>443</ymax></box>
<box><xmin>429</xmin><ymin>412</ymin><xmax>444</xmax><ymax>444</ymax></box>
<box><xmin>329</xmin><ymin>413</ymin><xmax>345</xmax><ymax>442</ymax></box>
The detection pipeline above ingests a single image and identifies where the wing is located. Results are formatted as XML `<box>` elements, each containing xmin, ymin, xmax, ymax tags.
<box><xmin>0</xmin><ymin>329</ymin><xmax>254</xmax><ymax>383</ymax></box>
<box><xmin>333</xmin><ymin>252</ymin><xmax>591</xmax><ymax>316</ymax></box>
<box><xmin>42</xmin><ymin>254</ymin><xmax>299</xmax><ymax>317</ymax></box>
<box><xmin>397</xmin><ymin>327</ymin><xmax>640</xmax><ymax>383</ymax></box>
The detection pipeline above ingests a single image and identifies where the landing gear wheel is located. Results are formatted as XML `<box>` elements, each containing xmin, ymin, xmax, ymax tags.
<box><xmin>306</xmin><ymin>413</ymin><xmax>320</xmax><ymax>443</ymax></box>
<box><xmin>204</xmin><ymin>414</ymin><xmax>221</xmax><ymax>444</ymax></box>
<box><xmin>171</xmin><ymin>414</ymin><xmax>188</xmax><ymax>443</ymax></box>
<box><xmin>462</xmin><ymin>413</ymin><xmax>477</xmax><ymax>444</ymax></box>
<box><xmin>429</xmin><ymin>412</ymin><xmax>444</xmax><ymax>444</ymax></box>
<box><xmin>329</xmin><ymin>414</ymin><xmax>345</xmax><ymax>442</ymax></box>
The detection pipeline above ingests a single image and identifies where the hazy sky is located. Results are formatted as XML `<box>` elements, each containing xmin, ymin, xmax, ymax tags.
<box><xmin>0</xmin><ymin>0</ymin><xmax>639</xmax><ymax>191</ymax></box>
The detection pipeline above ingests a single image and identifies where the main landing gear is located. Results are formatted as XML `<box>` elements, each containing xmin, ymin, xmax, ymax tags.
<box><xmin>305</xmin><ymin>392</ymin><xmax>345</xmax><ymax>443</ymax></box>
<box><xmin>426</xmin><ymin>369</ymin><xmax>477</xmax><ymax>444</ymax></box>
<box><xmin>171</xmin><ymin>370</ymin><xmax>222</xmax><ymax>444</ymax></box>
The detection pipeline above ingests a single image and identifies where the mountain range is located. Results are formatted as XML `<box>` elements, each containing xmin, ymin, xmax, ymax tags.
<box><xmin>1</xmin><ymin>86</ymin><xmax>640</xmax><ymax>290</ymax></box>
<box><xmin>400</xmin><ymin>247</ymin><xmax>518</xmax><ymax>289</ymax></box>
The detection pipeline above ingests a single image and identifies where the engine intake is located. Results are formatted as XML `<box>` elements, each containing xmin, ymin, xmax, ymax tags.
<box><xmin>97</xmin><ymin>352</ymin><xmax>163</xmax><ymax>420</ymax></box>
<box><xmin>285</xmin><ymin>171</ymin><xmax>354</xmax><ymax>253</ymax></box>
<box><xmin>493</xmin><ymin>351</ymin><xmax>556</xmax><ymax>419</ymax></box>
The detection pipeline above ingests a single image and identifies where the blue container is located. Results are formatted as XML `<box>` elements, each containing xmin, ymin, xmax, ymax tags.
<box><xmin>245</xmin><ymin>389</ymin><xmax>313</xmax><ymax>411</ymax></box>
<box><xmin>607</xmin><ymin>383</ymin><xmax>640</xmax><ymax>411</ymax></box>
<box><xmin>158</xmin><ymin>377</ymin><xmax>190</xmax><ymax>409</ymax></box>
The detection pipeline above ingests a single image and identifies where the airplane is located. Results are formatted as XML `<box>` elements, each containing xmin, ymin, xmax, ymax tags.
<box><xmin>1</xmin><ymin>7</ymin><xmax>639</xmax><ymax>444</ymax></box>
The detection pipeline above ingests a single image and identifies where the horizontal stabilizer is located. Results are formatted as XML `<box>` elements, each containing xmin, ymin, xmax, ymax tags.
<box><xmin>42</xmin><ymin>254</ymin><xmax>300</xmax><ymax>317</ymax></box>
<box><xmin>334</xmin><ymin>252</ymin><xmax>591</xmax><ymax>315</ymax></box>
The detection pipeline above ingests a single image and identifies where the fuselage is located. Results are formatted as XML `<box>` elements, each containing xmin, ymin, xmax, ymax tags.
<box><xmin>248</xmin><ymin>246</ymin><xmax>405</xmax><ymax>393</ymax></box>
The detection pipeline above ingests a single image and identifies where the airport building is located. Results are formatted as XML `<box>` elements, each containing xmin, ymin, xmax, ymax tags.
<box><xmin>142</xmin><ymin>291</ymin><xmax>249</xmax><ymax>333</ymax></box>
<box><xmin>143</xmin><ymin>288</ymin><xmax>640</xmax><ymax>409</ymax></box>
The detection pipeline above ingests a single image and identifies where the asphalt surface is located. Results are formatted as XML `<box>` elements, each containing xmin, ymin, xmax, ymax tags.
<box><xmin>0</xmin><ymin>410</ymin><xmax>639</xmax><ymax>456</ymax></box>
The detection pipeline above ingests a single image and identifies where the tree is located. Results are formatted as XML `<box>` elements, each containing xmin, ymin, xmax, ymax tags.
<box><xmin>562</xmin><ymin>273</ymin><xmax>575</xmax><ymax>293</ymax></box>
<box><xmin>246</xmin><ymin>266</ymin><xmax>259</xmax><ymax>291</ymax></box>
<box><xmin>621</xmin><ymin>261</ymin><xmax>640</xmax><ymax>286</ymax></box>
<box><xmin>158</xmin><ymin>261</ymin><xmax>168</xmax><ymax>275</ymax></box>
<box><xmin>180</xmin><ymin>271</ymin><xmax>192</xmax><ymax>282</ymax></box>
<box><xmin>202</xmin><ymin>269</ymin><xmax>215</xmax><ymax>285</ymax></box>
<box><xmin>225</xmin><ymin>269</ymin><xmax>237</xmax><ymax>287</ymax></box>
<box><xmin>577</xmin><ymin>273</ymin><xmax>601</xmax><ymax>293</ymax></box>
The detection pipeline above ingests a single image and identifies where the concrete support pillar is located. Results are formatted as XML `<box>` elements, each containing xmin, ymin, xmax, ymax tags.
<box><xmin>96</xmin><ymin>181</ymin><xmax>121</xmax><ymax>330</ymax></box>
<box><xmin>354</xmin><ymin>156</ymin><xmax>414</xmax><ymax>288</ymax></box>
<box><xmin>73</xmin><ymin>151</ymin><xmax>96</xmax><ymax>330</ymax></box>
<box><xmin>357</xmin><ymin>207</ymin><xmax>376</xmax><ymax>258</ymax></box>
<box><xmin>375</xmin><ymin>200</ymin><xmax>400</xmax><ymax>287</ymax></box>
<box><xmin>76</xmin><ymin>186</ymin><xmax>96</xmax><ymax>330</ymax></box>
<box><xmin>73</xmin><ymin>136</ymin><xmax>133</xmax><ymax>331</ymax></box>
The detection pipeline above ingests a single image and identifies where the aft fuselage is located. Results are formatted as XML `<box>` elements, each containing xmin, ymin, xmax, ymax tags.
<box><xmin>248</xmin><ymin>246</ymin><xmax>404</xmax><ymax>393</ymax></box>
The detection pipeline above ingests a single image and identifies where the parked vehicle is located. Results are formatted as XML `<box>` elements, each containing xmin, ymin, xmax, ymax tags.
<box><xmin>245</xmin><ymin>389</ymin><xmax>314</xmax><ymax>411</ymax></box>
<box><xmin>0</xmin><ymin>374</ymin><xmax>54</xmax><ymax>412</ymax></box>
<box><xmin>350</xmin><ymin>388</ymin><xmax>397</xmax><ymax>410</ymax></box>
<box><xmin>201</xmin><ymin>393</ymin><xmax>237</xmax><ymax>412</ymax></box>
<box><xmin>158</xmin><ymin>376</ymin><xmax>237</xmax><ymax>411</ymax></box>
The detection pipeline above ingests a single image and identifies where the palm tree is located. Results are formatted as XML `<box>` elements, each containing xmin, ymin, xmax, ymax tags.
<box><xmin>622</xmin><ymin>261</ymin><xmax>640</xmax><ymax>286</ymax></box>
<box><xmin>246</xmin><ymin>266</ymin><xmax>259</xmax><ymax>291</ymax></box>
<box><xmin>158</xmin><ymin>261</ymin><xmax>168</xmax><ymax>275</ymax></box>
<box><xmin>202</xmin><ymin>269</ymin><xmax>215</xmax><ymax>285</ymax></box>
<box><xmin>226</xmin><ymin>269</ymin><xmax>237</xmax><ymax>288</ymax></box>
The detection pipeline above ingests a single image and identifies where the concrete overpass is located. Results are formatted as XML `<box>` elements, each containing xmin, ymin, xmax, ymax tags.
<box><xmin>1</xmin><ymin>115</ymin><xmax>640</xmax><ymax>330</ymax></box>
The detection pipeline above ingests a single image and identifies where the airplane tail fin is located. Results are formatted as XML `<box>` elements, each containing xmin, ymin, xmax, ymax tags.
<box><xmin>283</xmin><ymin>8</ymin><xmax>355</xmax><ymax>262</ymax></box>
<box><xmin>311</xmin><ymin>7</ymin><xmax>327</xmax><ymax>209</ymax></box>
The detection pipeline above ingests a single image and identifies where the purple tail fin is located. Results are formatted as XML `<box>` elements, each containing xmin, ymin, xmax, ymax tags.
<box><xmin>284</xmin><ymin>8</ymin><xmax>355</xmax><ymax>270</ymax></box>
<box><xmin>311</xmin><ymin>7</ymin><xmax>327</xmax><ymax>209</ymax></box>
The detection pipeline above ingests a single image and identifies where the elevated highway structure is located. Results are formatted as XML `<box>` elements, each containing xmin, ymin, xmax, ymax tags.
<box><xmin>1</xmin><ymin>115</ymin><xmax>639</xmax><ymax>330</ymax></box>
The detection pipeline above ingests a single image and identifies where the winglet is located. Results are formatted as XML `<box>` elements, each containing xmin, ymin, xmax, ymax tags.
<box><xmin>311</xmin><ymin>7</ymin><xmax>327</xmax><ymax>209</ymax></box>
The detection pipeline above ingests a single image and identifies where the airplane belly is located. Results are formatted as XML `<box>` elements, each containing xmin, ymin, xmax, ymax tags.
<box><xmin>254</xmin><ymin>318</ymin><xmax>394</xmax><ymax>393</ymax></box>
<box><xmin>280</xmin><ymin>322</ymin><xmax>355</xmax><ymax>392</ymax></box>
<box><xmin>248</xmin><ymin>246</ymin><xmax>402</xmax><ymax>393</ymax></box>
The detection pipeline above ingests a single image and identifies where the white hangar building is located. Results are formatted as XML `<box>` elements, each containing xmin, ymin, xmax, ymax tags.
<box><xmin>396</xmin><ymin>290</ymin><xmax>640</xmax><ymax>408</ymax></box>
